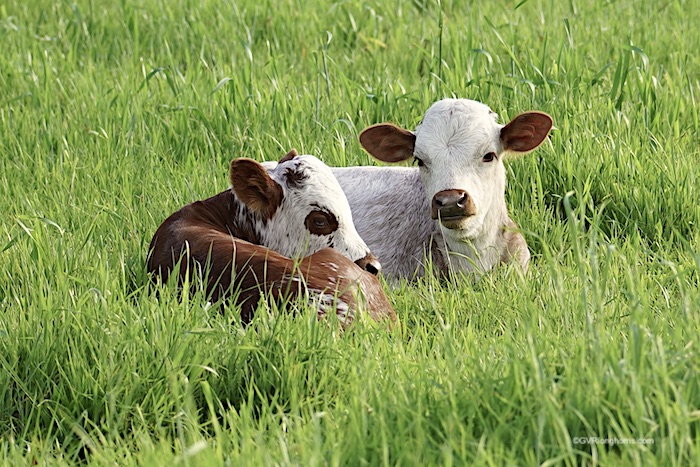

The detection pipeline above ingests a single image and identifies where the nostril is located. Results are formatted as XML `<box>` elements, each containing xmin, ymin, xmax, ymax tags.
<box><xmin>366</xmin><ymin>261</ymin><xmax>381</xmax><ymax>276</ymax></box>
<box><xmin>355</xmin><ymin>254</ymin><xmax>381</xmax><ymax>275</ymax></box>
<box><xmin>457</xmin><ymin>192</ymin><xmax>468</xmax><ymax>207</ymax></box>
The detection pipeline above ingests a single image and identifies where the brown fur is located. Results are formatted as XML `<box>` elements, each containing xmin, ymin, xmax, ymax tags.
<box><xmin>148</xmin><ymin>224</ymin><xmax>395</xmax><ymax>327</ymax></box>
<box><xmin>229</xmin><ymin>158</ymin><xmax>284</xmax><ymax>220</ymax></box>
<box><xmin>500</xmin><ymin>112</ymin><xmax>552</xmax><ymax>153</ymax></box>
<box><xmin>278</xmin><ymin>148</ymin><xmax>299</xmax><ymax>164</ymax></box>
<box><xmin>359</xmin><ymin>124</ymin><xmax>416</xmax><ymax>163</ymax></box>
<box><xmin>305</xmin><ymin>210</ymin><xmax>338</xmax><ymax>236</ymax></box>
<box><xmin>147</xmin><ymin>167</ymin><xmax>395</xmax><ymax>327</ymax></box>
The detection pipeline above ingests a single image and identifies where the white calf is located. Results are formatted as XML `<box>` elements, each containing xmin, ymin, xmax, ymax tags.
<box><xmin>333</xmin><ymin>98</ymin><xmax>552</xmax><ymax>280</ymax></box>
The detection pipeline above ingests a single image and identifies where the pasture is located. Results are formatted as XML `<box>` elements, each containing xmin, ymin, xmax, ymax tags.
<box><xmin>1</xmin><ymin>0</ymin><xmax>699</xmax><ymax>464</ymax></box>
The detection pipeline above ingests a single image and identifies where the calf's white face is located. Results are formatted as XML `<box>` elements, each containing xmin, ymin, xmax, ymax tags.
<box><xmin>231</xmin><ymin>152</ymin><xmax>380</xmax><ymax>274</ymax></box>
<box><xmin>360</xmin><ymin>98</ymin><xmax>552</xmax><ymax>241</ymax></box>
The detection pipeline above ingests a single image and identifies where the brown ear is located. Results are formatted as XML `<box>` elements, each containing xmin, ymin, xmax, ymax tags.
<box><xmin>501</xmin><ymin>112</ymin><xmax>552</xmax><ymax>153</ymax></box>
<box><xmin>230</xmin><ymin>158</ymin><xmax>284</xmax><ymax>219</ymax></box>
<box><xmin>359</xmin><ymin>124</ymin><xmax>416</xmax><ymax>163</ymax></box>
<box><xmin>278</xmin><ymin>148</ymin><xmax>298</xmax><ymax>164</ymax></box>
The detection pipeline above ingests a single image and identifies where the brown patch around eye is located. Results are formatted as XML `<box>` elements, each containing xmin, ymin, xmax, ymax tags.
<box><xmin>305</xmin><ymin>210</ymin><xmax>338</xmax><ymax>235</ymax></box>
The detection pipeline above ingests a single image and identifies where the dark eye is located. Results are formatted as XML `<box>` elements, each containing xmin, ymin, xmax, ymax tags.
<box><xmin>414</xmin><ymin>157</ymin><xmax>425</xmax><ymax>167</ymax></box>
<box><xmin>305</xmin><ymin>210</ymin><xmax>338</xmax><ymax>235</ymax></box>
<box><xmin>313</xmin><ymin>217</ymin><xmax>328</xmax><ymax>229</ymax></box>
<box><xmin>483</xmin><ymin>152</ymin><xmax>497</xmax><ymax>163</ymax></box>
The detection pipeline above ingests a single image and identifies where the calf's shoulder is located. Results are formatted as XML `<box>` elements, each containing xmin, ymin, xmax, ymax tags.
<box><xmin>499</xmin><ymin>219</ymin><xmax>530</xmax><ymax>271</ymax></box>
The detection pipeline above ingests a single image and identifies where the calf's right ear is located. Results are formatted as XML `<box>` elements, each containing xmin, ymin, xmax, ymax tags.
<box><xmin>360</xmin><ymin>124</ymin><xmax>416</xmax><ymax>163</ymax></box>
<box><xmin>230</xmin><ymin>158</ymin><xmax>284</xmax><ymax>219</ymax></box>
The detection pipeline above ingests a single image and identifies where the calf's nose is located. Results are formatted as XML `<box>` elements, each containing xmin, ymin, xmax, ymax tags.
<box><xmin>355</xmin><ymin>253</ymin><xmax>382</xmax><ymax>275</ymax></box>
<box><xmin>431</xmin><ymin>189</ymin><xmax>476</xmax><ymax>220</ymax></box>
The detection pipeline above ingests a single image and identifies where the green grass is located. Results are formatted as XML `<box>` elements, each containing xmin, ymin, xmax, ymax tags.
<box><xmin>1</xmin><ymin>0</ymin><xmax>699</xmax><ymax>464</ymax></box>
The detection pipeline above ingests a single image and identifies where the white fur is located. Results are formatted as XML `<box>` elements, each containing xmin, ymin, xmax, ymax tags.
<box><xmin>413</xmin><ymin>100</ymin><xmax>511</xmax><ymax>274</ymax></box>
<box><xmin>258</xmin><ymin>155</ymin><xmax>372</xmax><ymax>264</ymax></box>
<box><xmin>332</xmin><ymin>166</ymin><xmax>435</xmax><ymax>278</ymax></box>
<box><xmin>333</xmin><ymin>99</ymin><xmax>544</xmax><ymax>279</ymax></box>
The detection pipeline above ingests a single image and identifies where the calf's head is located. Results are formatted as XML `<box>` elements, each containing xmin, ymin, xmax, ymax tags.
<box><xmin>230</xmin><ymin>150</ymin><xmax>380</xmax><ymax>274</ymax></box>
<box><xmin>360</xmin><ymin>99</ymin><xmax>552</xmax><ymax>239</ymax></box>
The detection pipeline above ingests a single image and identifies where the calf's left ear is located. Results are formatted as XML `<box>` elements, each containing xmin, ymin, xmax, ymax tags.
<box><xmin>360</xmin><ymin>124</ymin><xmax>416</xmax><ymax>163</ymax></box>
<box><xmin>501</xmin><ymin>112</ymin><xmax>553</xmax><ymax>153</ymax></box>
<box><xmin>230</xmin><ymin>158</ymin><xmax>284</xmax><ymax>219</ymax></box>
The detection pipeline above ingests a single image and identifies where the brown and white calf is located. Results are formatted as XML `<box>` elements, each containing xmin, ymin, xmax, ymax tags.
<box><xmin>153</xmin><ymin>234</ymin><xmax>395</xmax><ymax>326</ymax></box>
<box><xmin>332</xmin><ymin>98</ymin><xmax>552</xmax><ymax>280</ymax></box>
<box><xmin>148</xmin><ymin>151</ymin><xmax>393</xmax><ymax>325</ymax></box>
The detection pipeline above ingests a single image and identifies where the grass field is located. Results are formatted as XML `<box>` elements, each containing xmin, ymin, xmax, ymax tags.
<box><xmin>1</xmin><ymin>0</ymin><xmax>699</xmax><ymax>464</ymax></box>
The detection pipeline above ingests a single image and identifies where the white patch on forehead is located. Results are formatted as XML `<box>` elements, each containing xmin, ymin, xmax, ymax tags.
<box><xmin>415</xmin><ymin>99</ymin><xmax>500</xmax><ymax>158</ymax></box>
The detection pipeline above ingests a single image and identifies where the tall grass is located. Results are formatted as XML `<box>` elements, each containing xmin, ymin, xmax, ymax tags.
<box><xmin>1</xmin><ymin>0</ymin><xmax>699</xmax><ymax>464</ymax></box>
